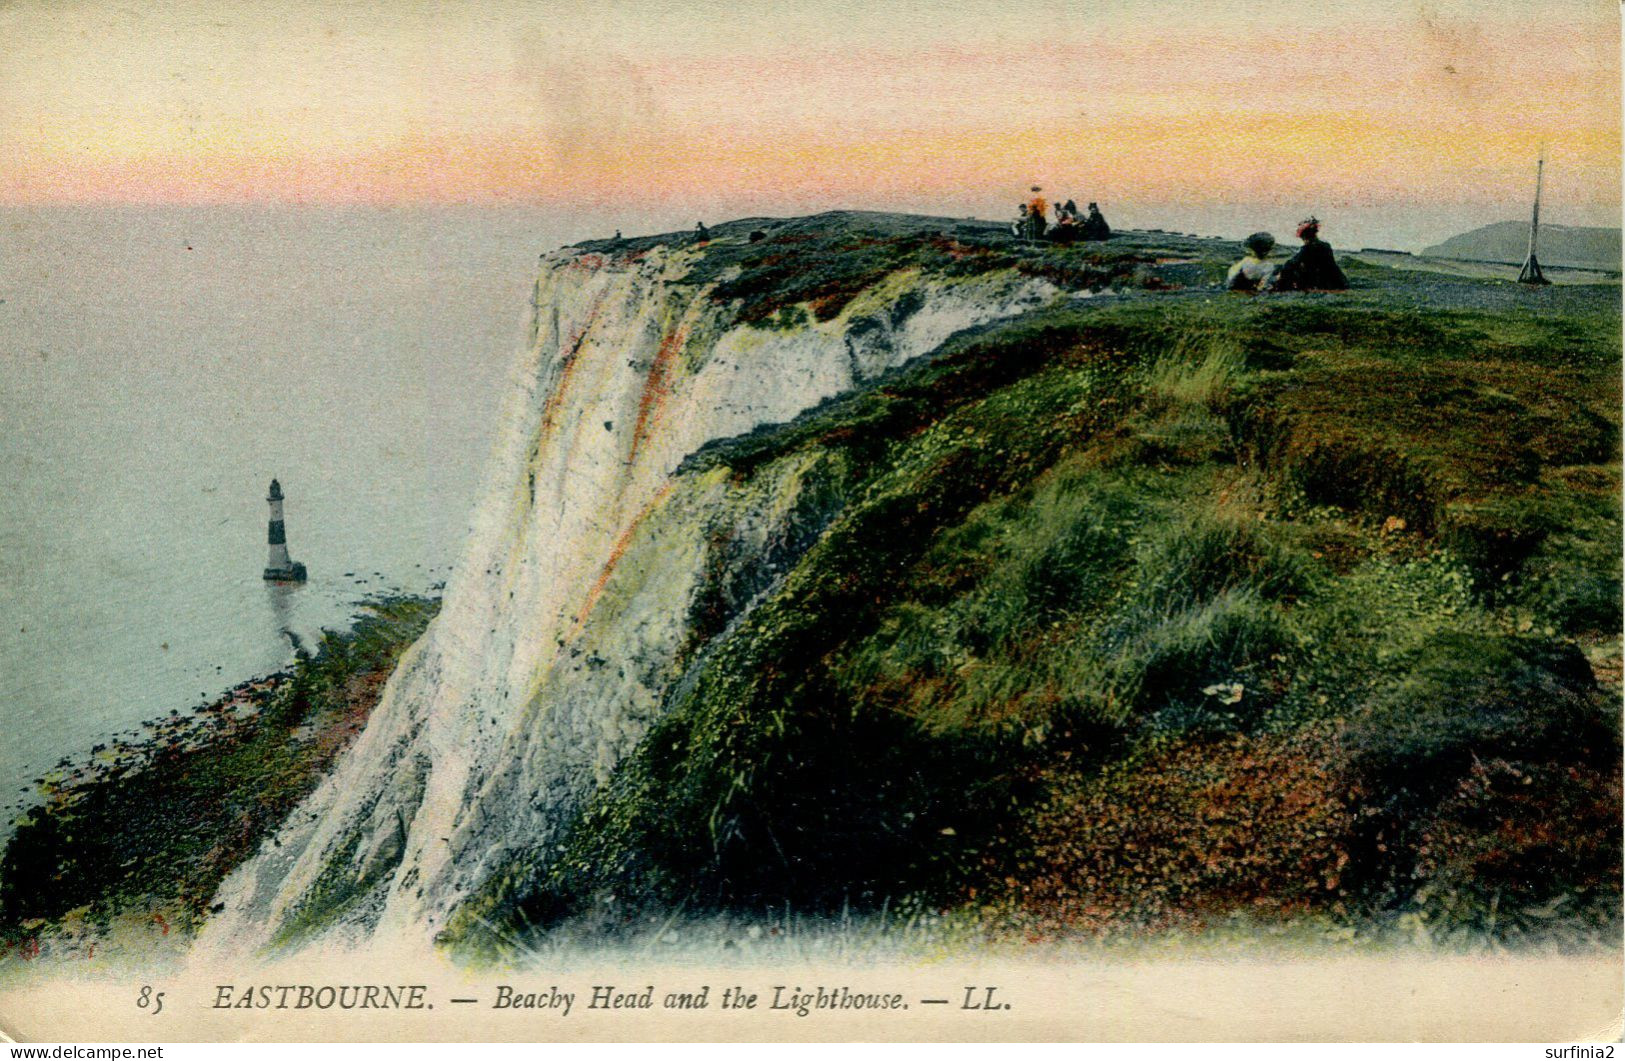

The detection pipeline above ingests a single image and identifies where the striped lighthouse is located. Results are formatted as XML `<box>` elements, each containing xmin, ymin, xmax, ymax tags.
<box><xmin>263</xmin><ymin>478</ymin><xmax>308</xmax><ymax>582</ymax></box>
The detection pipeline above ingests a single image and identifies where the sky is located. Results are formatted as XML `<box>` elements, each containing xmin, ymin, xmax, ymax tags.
<box><xmin>0</xmin><ymin>0</ymin><xmax>1619</xmax><ymax>240</ymax></box>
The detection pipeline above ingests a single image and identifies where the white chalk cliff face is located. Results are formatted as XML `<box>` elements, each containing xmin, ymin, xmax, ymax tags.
<box><xmin>200</xmin><ymin>235</ymin><xmax>1058</xmax><ymax>953</ymax></box>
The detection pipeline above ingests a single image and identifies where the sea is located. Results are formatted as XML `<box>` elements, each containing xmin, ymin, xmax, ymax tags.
<box><xmin>0</xmin><ymin>198</ymin><xmax>1556</xmax><ymax>838</ymax></box>
<box><xmin>0</xmin><ymin>205</ymin><xmax>590</xmax><ymax>834</ymax></box>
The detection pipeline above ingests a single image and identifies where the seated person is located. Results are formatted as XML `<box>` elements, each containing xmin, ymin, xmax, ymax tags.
<box><xmin>1050</xmin><ymin>205</ymin><xmax>1080</xmax><ymax>244</ymax></box>
<box><xmin>1270</xmin><ymin>217</ymin><xmax>1348</xmax><ymax>291</ymax></box>
<box><xmin>1080</xmin><ymin>202</ymin><xmax>1111</xmax><ymax>241</ymax></box>
<box><xmin>1226</xmin><ymin>231</ymin><xmax>1277</xmax><ymax>292</ymax></box>
<box><xmin>1012</xmin><ymin>203</ymin><xmax>1029</xmax><ymax>237</ymax></box>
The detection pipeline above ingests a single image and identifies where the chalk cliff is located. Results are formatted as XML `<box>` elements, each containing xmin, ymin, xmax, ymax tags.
<box><xmin>200</xmin><ymin>218</ymin><xmax>1060</xmax><ymax>951</ymax></box>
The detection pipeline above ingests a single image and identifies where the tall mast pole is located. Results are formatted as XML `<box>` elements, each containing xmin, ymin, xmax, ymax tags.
<box><xmin>1527</xmin><ymin>156</ymin><xmax>1543</xmax><ymax>261</ymax></box>
<box><xmin>1518</xmin><ymin>155</ymin><xmax>1550</xmax><ymax>285</ymax></box>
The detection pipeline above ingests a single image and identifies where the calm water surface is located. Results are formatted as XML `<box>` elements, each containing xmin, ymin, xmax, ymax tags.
<box><xmin>0</xmin><ymin>199</ymin><xmax>1552</xmax><ymax>835</ymax></box>
<box><xmin>0</xmin><ymin>206</ymin><xmax>584</xmax><ymax>831</ymax></box>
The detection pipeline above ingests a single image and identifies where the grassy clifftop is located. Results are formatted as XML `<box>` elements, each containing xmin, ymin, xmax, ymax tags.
<box><xmin>3</xmin><ymin>212</ymin><xmax>1615</xmax><ymax>960</ymax></box>
<box><xmin>464</xmin><ymin>213</ymin><xmax>1621</xmax><ymax>952</ymax></box>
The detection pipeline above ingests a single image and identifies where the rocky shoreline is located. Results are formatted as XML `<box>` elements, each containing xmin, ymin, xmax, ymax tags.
<box><xmin>0</xmin><ymin>596</ymin><xmax>438</xmax><ymax>964</ymax></box>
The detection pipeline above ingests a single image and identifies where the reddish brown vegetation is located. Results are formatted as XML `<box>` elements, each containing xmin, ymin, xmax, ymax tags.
<box><xmin>981</xmin><ymin>728</ymin><xmax>1359</xmax><ymax>936</ymax></box>
<box><xmin>1410</xmin><ymin>756</ymin><xmax>1623</xmax><ymax>919</ymax></box>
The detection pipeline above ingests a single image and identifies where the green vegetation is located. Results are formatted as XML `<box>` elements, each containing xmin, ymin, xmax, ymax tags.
<box><xmin>455</xmin><ymin>219</ymin><xmax>1620</xmax><ymax>954</ymax></box>
<box><xmin>604</xmin><ymin>211</ymin><xmax>1187</xmax><ymax>329</ymax></box>
<box><xmin>9</xmin><ymin>215</ymin><xmax>1615</xmax><ymax>960</ymax></box>
<box><xmin>0</xmin><ymin>596</ymin><xmax>436</xmax><ymax>952</ymax></box>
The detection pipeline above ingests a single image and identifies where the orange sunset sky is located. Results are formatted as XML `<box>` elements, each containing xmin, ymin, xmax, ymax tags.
<box><xmin>1</xmin><ymin>0</ymin><xmax>1619</xmax><ymax>226</ymax></box>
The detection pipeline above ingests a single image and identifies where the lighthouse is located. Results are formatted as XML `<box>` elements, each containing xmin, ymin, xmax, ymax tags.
<box><xmin>263</xmin><ymin>478</ymin><xmax>308</xmax><ymax>582</ymax></box>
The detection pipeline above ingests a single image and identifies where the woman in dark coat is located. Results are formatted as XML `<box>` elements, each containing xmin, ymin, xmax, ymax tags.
<box><xmin>1080</xmin><ymin>202</ymin><xmax>1111</xmax><ymax>241</ymax></box>
<box><xmin>1269</xmin><ymin>217</ymin><xmax>1348</xmax><ymax>291</ymax></box>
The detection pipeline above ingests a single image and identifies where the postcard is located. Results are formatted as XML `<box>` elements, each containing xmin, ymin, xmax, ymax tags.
<box><xmin>0</xmin><ymin>0</ymin><xmax>1619</xmax><ymax>1043</ymax></box>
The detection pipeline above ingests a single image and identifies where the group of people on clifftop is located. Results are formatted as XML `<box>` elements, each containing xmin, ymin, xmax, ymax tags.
<box><xmin>1012</xmin><ymin>186</ymin><xmax>1110</xmax><ymax>243</ymax></box>
<box><xmin>1225</xmin><ymin>217</ymin><xmax>1348</xmax><ymax>293</ymax></box>
<box><xmin>661</xmin><ymin>195</ymin><xmax>1348</xmax><ymax>296</ymax></box>
<box><xmin>1007</xmin><ymin>182</ymin><xmax>1347</xmax><ymax>293</ymax></box>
